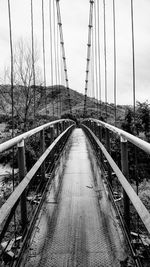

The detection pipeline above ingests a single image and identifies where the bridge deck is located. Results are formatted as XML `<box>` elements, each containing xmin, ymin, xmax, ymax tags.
<box><xmin>22</xmin><ymin>128</ymin><xmax>130</xmax><ymax>267</ymax></box>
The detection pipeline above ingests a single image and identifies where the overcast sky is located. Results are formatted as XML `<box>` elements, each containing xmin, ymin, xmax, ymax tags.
<box><xmin>0</xmin><ymin>0</ymin><xmax>150</xmax><ymax>105</ymax></box>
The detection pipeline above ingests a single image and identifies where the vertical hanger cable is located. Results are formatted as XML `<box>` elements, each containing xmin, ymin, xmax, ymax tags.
<box><xmin>97</xmin><ymin>0</ymin><xmax>102</xmax><ymax>118</ymax></box>
<box><xmin>49</xmin><ymin>0</ymin><xmax>55</xmax><ymax>116</ymax></box>
<box><xmin>42</xmin><ymin>0</ymin><xmax>47</xmax><ymax>115</ymax></box>
<box><xmin>31</xmin><ymin>0</ymin><xmax>36</xmax><ymax>120</ymax></box>
<box><xmin>113</xmin><ymin>0</ymin><xmax>117</xmax><ymax>126</ymax></box>
<box><xmin>103</xmin><ymin>0</ymin><xmax>107</xmax><ymax>121</ymax></box>
<box><xmin>94</xmin><ymin>0</ymin><xmax>99</xmax><ymax>116</ymax></box>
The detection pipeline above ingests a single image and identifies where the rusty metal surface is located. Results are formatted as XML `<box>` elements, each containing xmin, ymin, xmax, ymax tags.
<box><xmin>22</xmin><ymin>129</ymin><xmax>130</xmax><ymax>267</ymax></box>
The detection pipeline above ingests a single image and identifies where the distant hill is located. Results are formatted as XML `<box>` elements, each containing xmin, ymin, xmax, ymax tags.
<box><xmin>39</xmin><ymin>85</ymin><xmax>126</xmax><ymax>123</ymax></box>
<box><xmin>0</xmin><ymin>84</ymin><xmax>126</xmax><ymax>124</ymax></box>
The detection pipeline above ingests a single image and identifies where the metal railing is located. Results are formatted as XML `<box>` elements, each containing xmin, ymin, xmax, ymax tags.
<box><xmin>82</xmin><ymin>118</ymin><xmax>150</xmax><ymax>266</ymax></box>
<box><xmin>0</xmin><ymin>119</ymin><xmax>75</xmax><ymax>266</ymax></box>
<box><xmin>85</xmin><ymin>118</ymin><xmax>150</xmax><ymax>154</ymax></box>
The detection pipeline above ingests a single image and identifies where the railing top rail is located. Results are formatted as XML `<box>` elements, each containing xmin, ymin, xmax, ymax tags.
<box><xmin>0</xmin><ymin>124</ymin><xmax>74</xmax><ymax>226</ymax></box>
<box><xmin>83</xmin><ymin>124</ymin><xmax>150</xmax><ymax>234</ymax></box>
<box><xmin>83</xmin><ymin>118</ymin><xmax>150</xmax><ymax>155</ymax></box>
<box><xmin>0</xmin><ymin>119</ymin><xmax>75</xmax><ymax>153</ymax></box>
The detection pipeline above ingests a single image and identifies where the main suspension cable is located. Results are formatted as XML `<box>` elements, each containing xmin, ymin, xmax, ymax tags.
<box><xmin>55</xmin><ymin>0</ymin><xmax>72</xmax><ymax>114</ymax></box>
<box><xmin>84</xmin><ymin>0</ymin><xmax>94</xmax><ymax>117</ymax></box>
<box><xmin>91</xmin><ymin>26</ymin><xmax>95</xmax><ymax>101</ymax></box>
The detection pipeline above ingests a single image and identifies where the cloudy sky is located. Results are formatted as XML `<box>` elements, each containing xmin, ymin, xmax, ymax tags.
<box><xmin>0</xmin><ymin>0</ymin><xmax>150</xmax><ymax>105</ymax></box>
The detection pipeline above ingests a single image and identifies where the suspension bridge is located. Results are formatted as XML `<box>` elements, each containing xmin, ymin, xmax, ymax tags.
<box><xmin>0</xmin><ymin>0</ymin><xmax>150</xmax><ymax>266</ymax></box>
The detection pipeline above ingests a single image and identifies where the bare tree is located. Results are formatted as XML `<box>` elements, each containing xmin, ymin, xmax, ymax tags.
<box><xmin>0</xmin><ymin>38</ymin><xmax>43</xmax><ymax>131</ymax></box>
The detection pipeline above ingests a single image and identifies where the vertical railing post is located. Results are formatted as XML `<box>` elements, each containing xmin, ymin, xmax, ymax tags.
<box><xmin>95</xmin><ymin>123</ymin><xmax>98</xmax><ymax>137</ymax></box>
<box><xmin>98</xmin><ymin>125</ymin><xmax>102</xmax><ymax>142</ymax></box>
<box><xmin>63</xmin><ymin>120</ymin><xmax>66</xmax><ymax>131</ymax></box>
<box><xmin>54</xmin><ymin>125</ymin><xmax>57</xmax><ymax>139</ymax></box>
<box><xmin>89</xmin><ymin>120</ymin><xmax>91</xmax><ymax>131</ymax></box>
<box><xmin>98</xmin><ymin>125</ymin><xmax>103</xmax><ymax>163</ymax></box>
<box><xmin>56</xmin><ymin>123</ymin><xmax>59</xmax><ymax>137</ymax></box>
<box><xmin>91</xmin><ymin>121</ymin><xmax>94</xmax><ymax>133</ymax></box>
<box><xmin>17</xmin><ymin>140</ymin><xmax>27</xmax><ymax>232</ymax></box>
<box><xmin>59</xmin><ymin>122</ymin><xmax>62</xmax><ymax>133</ymax></box>
<box><xmin>58</xmin><ymin>123</ymin><xmax>60</xmax><ymax>134</ymax></box>
<box><xmin>50</xmin><ymin>125</ymin><xmax>54</xmax><ymax>143</ymax></box>
<box><xmin>95</xmin><ymin>123</ymin><xmax>99</xmax><ymax>152</ymax></box>
<box><xmin>66</xmin><ymin>120</ymin><xmax>68</xmax><ymax>129</ymax></box>
<box><xmin>120</xmin><ymin>136</ymin><xmax>130</xmax><ymax>232</ymax></box>
<box><xmin>40</xmin><ymin>130</ymin><xmax>45</xmax><ymax>180</ymax></box>
<box><xmin>86</xmin><ymin>120</ymin><xmax>89</xmax><ymax>128</ymax></box>
<box><xmin>105</xmin><ymin>128</ymin><xmax>112</xmax><ymax>185</ymax></box>
<box><xmin>93</xmin><ymin>122</ymin><xmax>95</xmax><ymax>134</ymax></box>
<box><xmin>92</xmin><ymin>121</ymin><xmax>94</xmax><ymax>133</ymax></box>
<box><xmin>93</xmin><ymin>122</ymin><xmax>97</xmax><ymax>135</ymax></box>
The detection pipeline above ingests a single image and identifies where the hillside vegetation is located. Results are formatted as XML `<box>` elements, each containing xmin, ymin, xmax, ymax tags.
<box><xmin>0</xmin><ymin>84</ymin><xmax>126</xmax><ymax>125</ymax></box>
<box><xmin>33</xmin><ymin>85</ymin><xmax>126</xmax><ymax>122</ymax></box>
